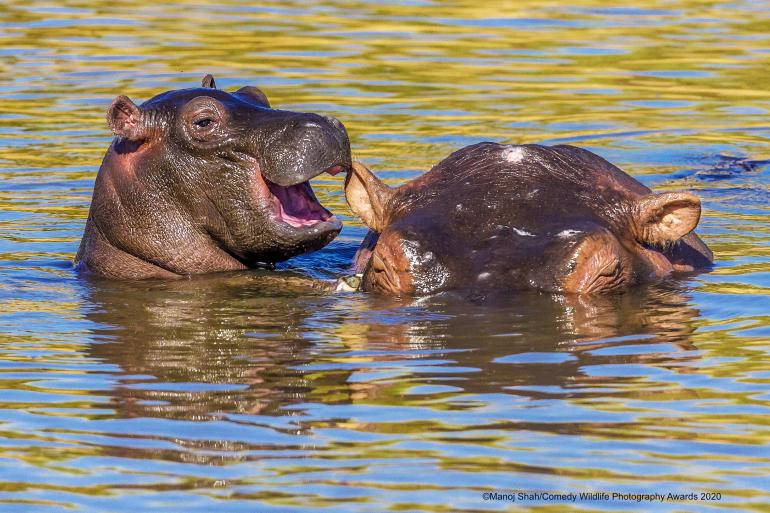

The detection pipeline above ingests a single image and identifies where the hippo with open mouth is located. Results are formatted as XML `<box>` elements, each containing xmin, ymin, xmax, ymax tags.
<box><xmin>75</xmin><ymin>75</ymin><xmax>351</xmax><ymax>279</ymax></box>
<box><xmin>344</xmin><ymin>142</ymin><xmax>713</xmax><ymax>296</ymax></box>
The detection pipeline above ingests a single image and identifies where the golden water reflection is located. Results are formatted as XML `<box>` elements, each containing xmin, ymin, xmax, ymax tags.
<box><xmin>0</xmin><ymin>1</ymin><xmax>769</xmax><ymax>512</ymax></box>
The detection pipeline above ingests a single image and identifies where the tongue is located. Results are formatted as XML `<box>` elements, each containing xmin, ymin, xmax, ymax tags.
<box><xmin>269</xmin><ymin>181</ymin><xmax>332</xmax><ymax>228</ymax></box>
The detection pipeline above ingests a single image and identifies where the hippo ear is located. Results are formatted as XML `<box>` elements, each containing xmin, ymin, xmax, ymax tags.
<box><xmin>344</xmin><ymin>161</ymin><xmax>394</xmax><ymax>232</ymax></box>
<box><xmin>107</xmin><ymin>95</ymin><xmax>144</xmax><ymax>140</ymax></box>
<box><xmin>634</xmin><ymin>192</ymin><xmax>702</xmax><ymax>245</ymax></box>
<box><xmin>201</xmin><ymin>74</ymin><xmax>217</xmax><ymax>89</ymax></box>
<box><xmin>234</xmin><ymin>86</ymin><xmax>270</xmax><ymax>108</ymax></box>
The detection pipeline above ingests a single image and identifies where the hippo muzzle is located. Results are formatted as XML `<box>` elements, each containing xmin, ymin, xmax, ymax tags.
<box><xmin>255</xmin><ymin>112</ymin><xmax>350</xmax><ymax>186</ymax></box>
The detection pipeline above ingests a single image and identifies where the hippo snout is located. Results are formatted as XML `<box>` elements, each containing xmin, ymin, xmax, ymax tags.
<box><xmin>258</xmin><ymin>112</ymin><xmax>351</xmax><ymax>187</ymax></box>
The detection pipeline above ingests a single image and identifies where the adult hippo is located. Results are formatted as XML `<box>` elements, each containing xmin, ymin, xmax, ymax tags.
<box><xmin>75</xmin><ymin>75</ymin><xmax>351</xmax><ymax>280</ymax></box>
<box><xmin>344</xmin><ymin>142</ymin><xmax>713</xmax><ymax>296</ymax></box>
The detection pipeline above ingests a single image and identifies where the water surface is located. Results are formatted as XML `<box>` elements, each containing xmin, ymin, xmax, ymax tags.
<box><xmin>1</xmin><ymin>1</ymin><xmax>769</xmax><ymax>512</ymax></box>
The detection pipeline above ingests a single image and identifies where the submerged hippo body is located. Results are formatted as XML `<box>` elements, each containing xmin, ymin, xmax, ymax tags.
<box><xmin>75</xmin><ymin>75</ymin><xmax>351</xmax><ymax>280</ymax></box>
<box><xmin>345</xmin><ymin>142</ymin><xmax>713</xmax><ymax>296</ymax></box>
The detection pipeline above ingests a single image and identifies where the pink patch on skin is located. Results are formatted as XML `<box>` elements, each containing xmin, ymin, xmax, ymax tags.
<box><xmin>242</xmin><ymin>157</ymin><xmax>273</xmax><ymax>213</ymax></box>
<box><xmin>115</xmin><ymin>153</ymin><xmax>137</xmax><ymax>179</ymax></box>
<box><xmin>110</xmin><ymin>139</ymin><xmax>156</xmax><ymax>181</ymax></box>
<box><xmin>326</xmin><ymin>165</ymin><xmax>345</xmax><ymax>176</ymax></box>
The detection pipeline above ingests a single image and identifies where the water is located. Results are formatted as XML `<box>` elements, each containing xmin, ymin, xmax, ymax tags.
<box><xmin>1</xmin><ymin>1</ymin><xmax>769</xmax><ymax>512</ymax></box>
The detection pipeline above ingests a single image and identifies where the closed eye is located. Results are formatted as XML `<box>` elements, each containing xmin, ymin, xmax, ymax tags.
<box><xmin>586</xmin><ymin>256</ymin><xmax>626</xmax><ymax>292</ymax></box>
<box><xmin>561</xmin><ymin>231</ymin><xmax>629</xmax><ymax>294</ymax></box>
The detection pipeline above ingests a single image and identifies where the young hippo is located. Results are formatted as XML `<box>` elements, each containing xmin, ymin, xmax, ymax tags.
<box><xmin>75</xmin><ymin>75</ymin><xmax>351</xmax><ymax>279</ymax></box>
<box><xmin>345</xmin><ymin>142</ymin><xmax>713</xmax><ymax>296</ymax></box>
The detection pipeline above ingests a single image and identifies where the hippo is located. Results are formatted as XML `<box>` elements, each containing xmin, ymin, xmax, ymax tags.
<box><xmin>75</xmin><ymin>75</ymin><xmax>351</xmax><ymax>280</ymax></box>
<box><xmin>344</xmin><ymin>142</ymin><xmax>713</xmax><ymax>296</ymax></box>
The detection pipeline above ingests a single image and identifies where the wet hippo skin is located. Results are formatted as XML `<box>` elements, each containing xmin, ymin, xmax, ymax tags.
<box><xmin>345</xmin><ymin>142</ymin><xmax>713</xmax><ymax>296</ymax></box>
<box><xmin>75</xmin><ymin>75</ymin><xmax>351</xmax><ymax>280</ymax></box>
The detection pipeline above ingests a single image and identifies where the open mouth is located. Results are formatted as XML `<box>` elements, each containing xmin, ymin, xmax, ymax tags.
<box><xmin>265</xmin><ymin>165</ymin><xmax>346</xmax><ymax>229</ymax></box>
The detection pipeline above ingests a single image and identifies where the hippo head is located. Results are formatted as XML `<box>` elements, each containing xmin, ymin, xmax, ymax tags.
<box><xmin>345</xmin><ymin>143</ymin><xmax>713</xmax><ymax>296</ymax></box>
<box><xmin>76</xmin><ymin>75</ymin><xmax>351</xmax><ymax>279</ymax></box>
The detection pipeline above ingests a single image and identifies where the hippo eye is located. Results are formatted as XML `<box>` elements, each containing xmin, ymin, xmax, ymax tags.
<box><xmin>194</xmin><ymin>118</ymin><xmax>213</xmax><ymax>128</ymax></box>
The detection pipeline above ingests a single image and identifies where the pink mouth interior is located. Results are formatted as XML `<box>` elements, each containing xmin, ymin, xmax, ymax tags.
<box><xmin>267</xmin><ymin>180</ymin><xmax>333</xmax><ymax>228</ymax></box>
